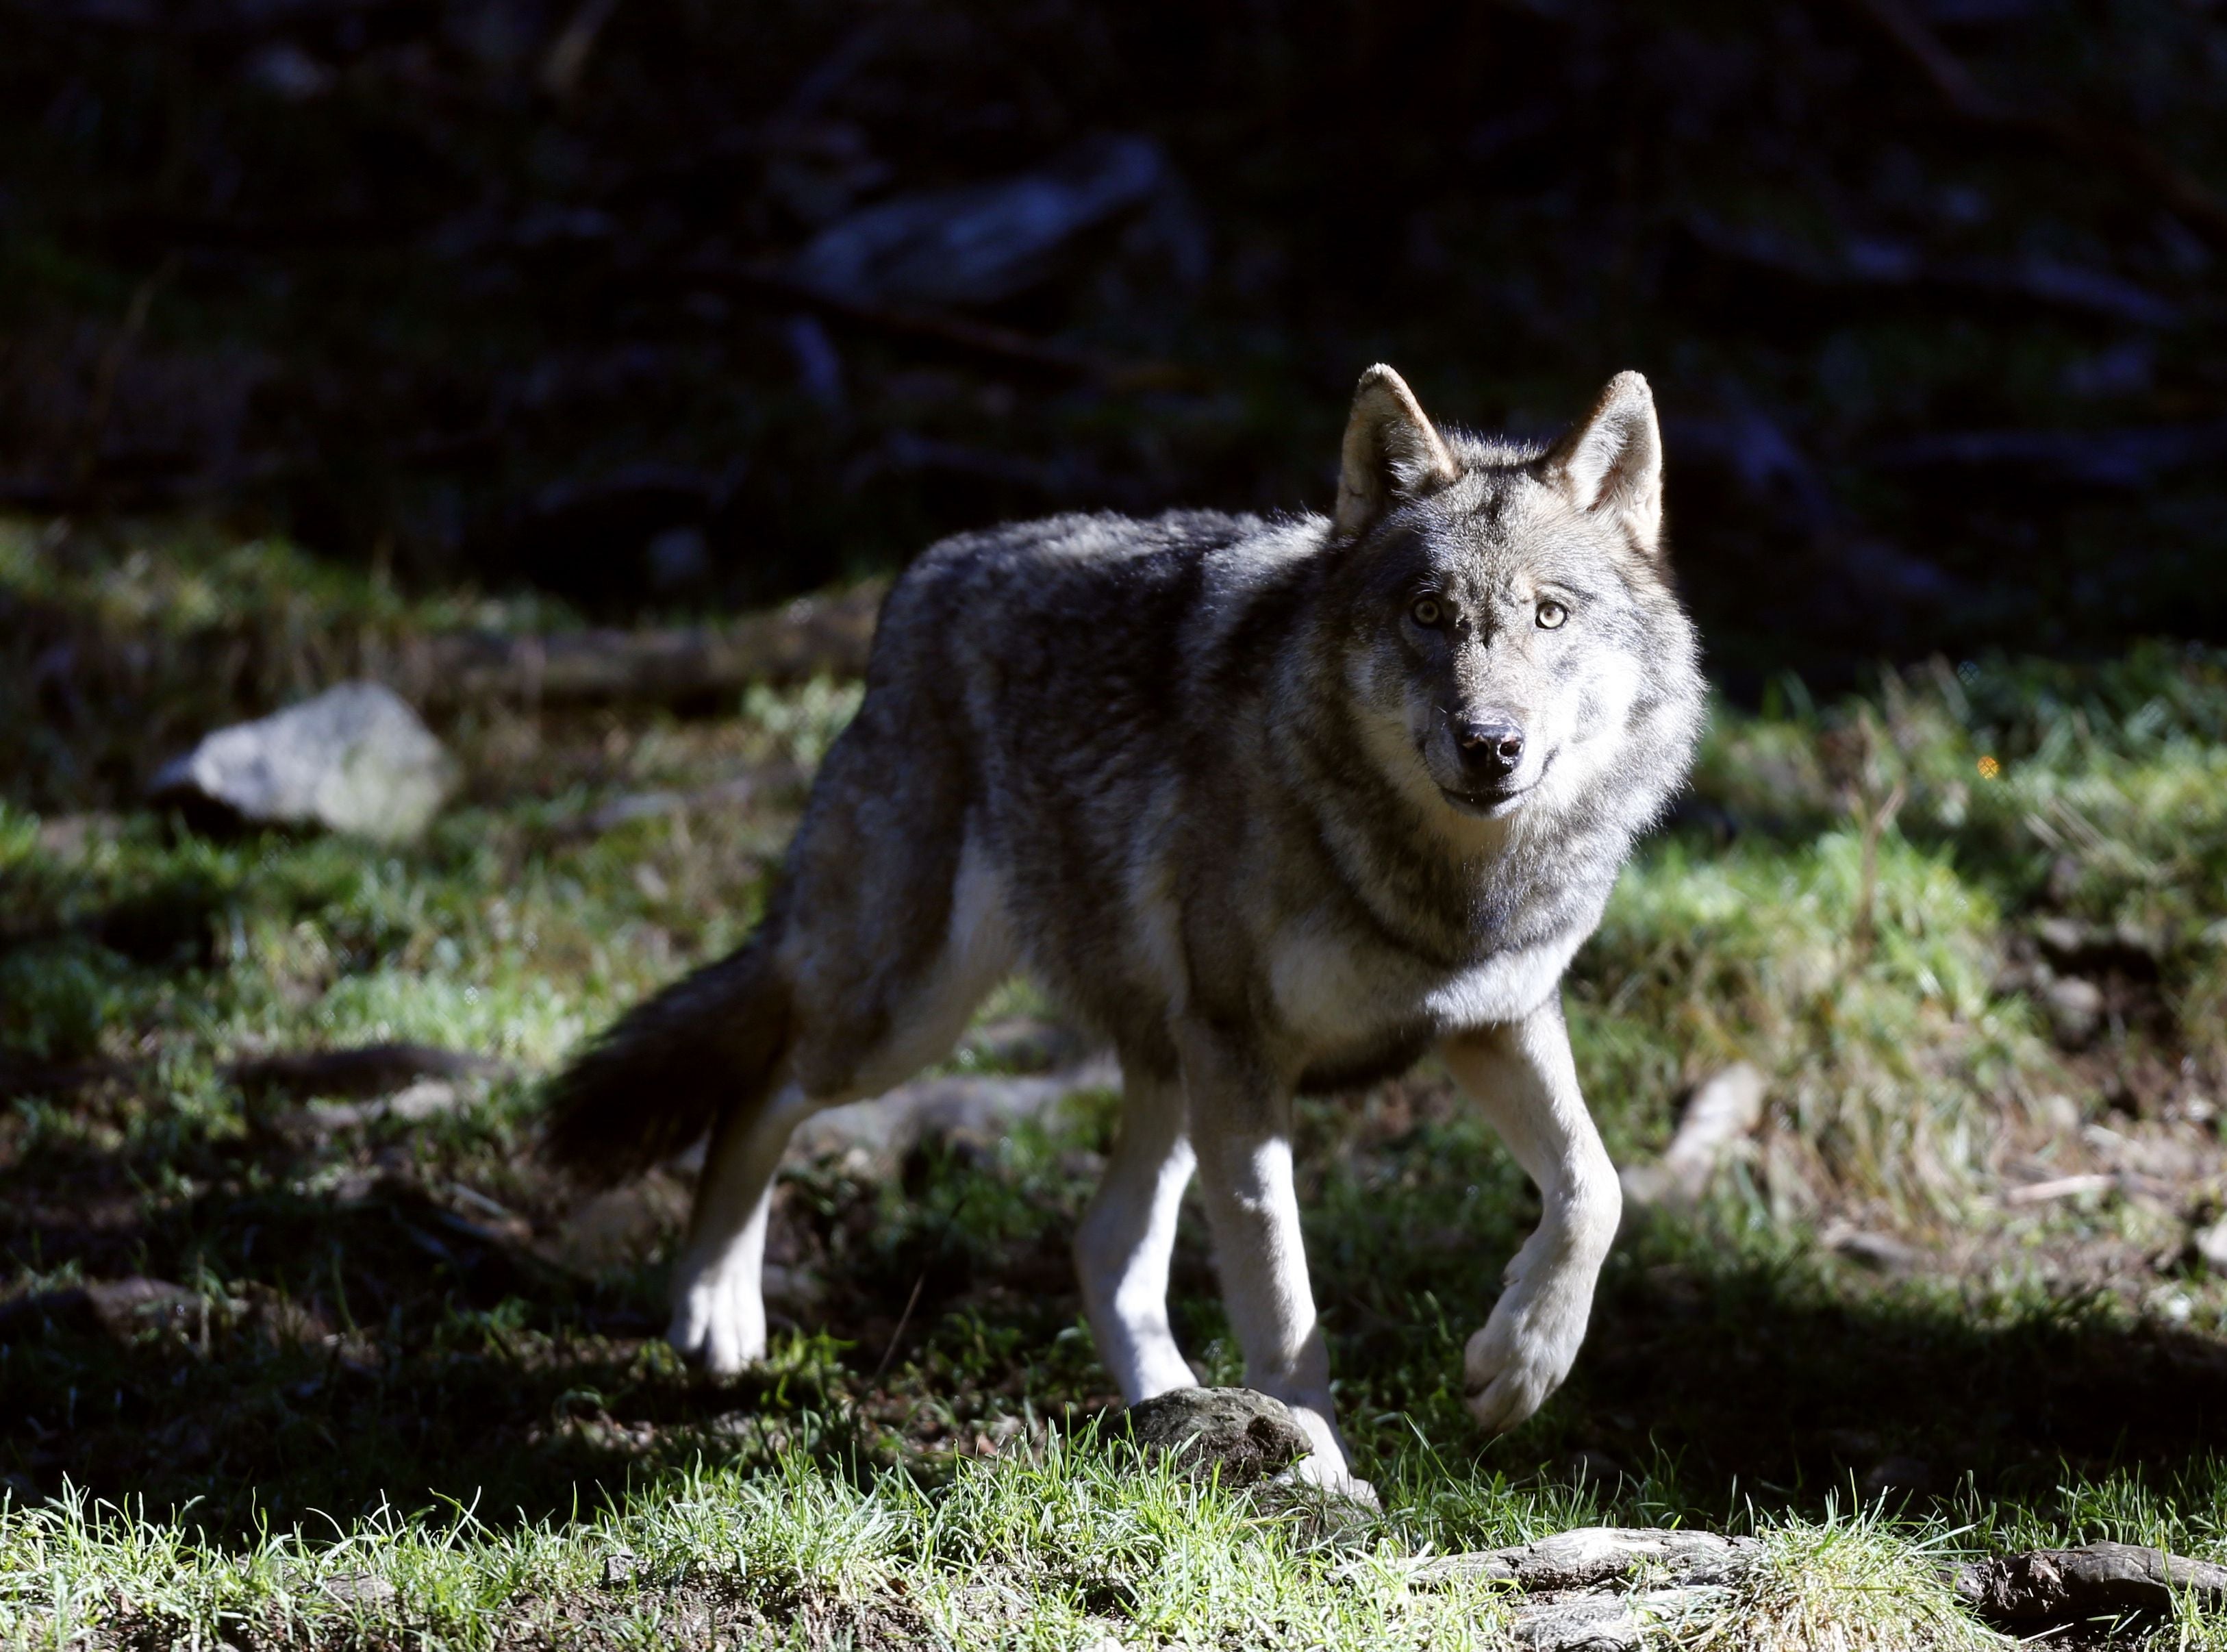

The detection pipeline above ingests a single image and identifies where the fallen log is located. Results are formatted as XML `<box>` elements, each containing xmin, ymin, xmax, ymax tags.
<box><xmin>1953</xmin><ymin>1542</ymin><xmax>2227</xmax><ymax>1631</ymax></box>
<box><xmin>397</xmin><ymin>581</ymin><xmax>884</xmax><ymax>710</ymax></box>
<box><xmin>229</xmin><ymin>1042</ymin><xmax>506</xmax><ymax>1104</ymax></box>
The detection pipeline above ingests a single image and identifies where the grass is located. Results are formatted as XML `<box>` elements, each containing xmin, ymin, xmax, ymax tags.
<box><xmin>7</xmin><ymin>523</ymin><xmax>2227</xmax><ymax>1644</ymax></box>
<box><xmin>1689</xmin><ymin>1509</ymin><xmax>2004</xmax><ymax>1652</ymax></box>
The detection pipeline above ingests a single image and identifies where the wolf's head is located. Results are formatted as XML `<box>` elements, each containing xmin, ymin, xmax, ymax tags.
<box><xmin>1317</xmin><ymin>365</ymin><xmax>1703</xmax><ymax>843</ymax></box>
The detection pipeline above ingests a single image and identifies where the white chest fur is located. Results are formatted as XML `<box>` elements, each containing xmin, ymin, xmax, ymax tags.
<box><xmin>1265</xmin><ymin>915</ymin><xmax>1587</xmax><ymax>1057</ymax></box>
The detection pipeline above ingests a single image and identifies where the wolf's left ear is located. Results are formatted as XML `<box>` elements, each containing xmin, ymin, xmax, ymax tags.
<box><xmin>1333</xmin><ymin>364</ymin><xmax>1460</xmax><ymax>538</ymax></box>
<box><xmin>1546</xmin><ymin>371</ymin><xmax>1663</xmax><ymax>555</ymax></box>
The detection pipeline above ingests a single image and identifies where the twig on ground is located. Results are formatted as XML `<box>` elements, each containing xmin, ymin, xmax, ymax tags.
<box><xmin>1621</xmin><ymin>1063</ymin><xmax>1768</xmax><ymax>1210</ymax></box>
<box><xmin>2001</xmin><ymin>1172</ymin><xmax>2116</xmax><ymax>1206</ymax></box>
<box><xmin>403</xmin><ymin>584</ymin><xmax>883</xmax><ymax>710</ymax></box>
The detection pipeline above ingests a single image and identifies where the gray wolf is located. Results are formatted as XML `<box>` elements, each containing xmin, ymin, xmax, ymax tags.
<box><xmin>544</xmin><ymin>366</ymin><xmax>1706</xmax><ymax>1494</ymax></box>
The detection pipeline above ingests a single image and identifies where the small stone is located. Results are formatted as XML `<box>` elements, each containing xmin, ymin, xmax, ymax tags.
<box><xmin>2042</xmin><ymin>976</ymin><xmax>2104</xmax><ymax>1047</ymax></box>
<box><xmin>601</xmin><ymin>1549</ymin><xmax>640</xmax><ymax>1587</ymax></box>
<box><xmin>2034</xmin><ymin>916</ymin><xmax>2091</xmax><ymax>964</ymax></box>
<box><xmin>320</xmin><ymin>1571</ymin><xmax>398</xmax><ymax>1605</ymax></box>
<box><xmin>1122</xmin><ymin>1387</ymin><xmax>1311</xmax><ymax>1486</ymax></box>
<box><xmin>1513</xmin><ymin>1586</ymin><xmax>1731</xmax><ymax>1651</ymax></box>
<box><xmin>151</xmin><ymin>682</ymin><xmax>457</xmax><ymax>843</ymax></box>
<box><xmin>1823</xmin><ymin>1223</ymin><xmax>1920</xmax><ymax>1273</ymax></box>
<box><xmin>2193</xmin><ymin>1218</ymin><xmax>2227</xmax><ymax>1273</ymax></box>
<box><xmin>84</xmin><ymin>1277</ymin><xmax>199</xmax><ymax>1339</ymax></box>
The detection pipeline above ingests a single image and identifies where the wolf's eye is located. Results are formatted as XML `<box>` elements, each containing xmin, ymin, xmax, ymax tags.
<box><xmin>1536</xmin><ymin>599</ymin><xmax>1568</xmax><ymax>630</ymax></box>
<box><xmin>1410</xmin><ymin>597</ymin><xmax>1444</xmax><ymax>627</ymax></box>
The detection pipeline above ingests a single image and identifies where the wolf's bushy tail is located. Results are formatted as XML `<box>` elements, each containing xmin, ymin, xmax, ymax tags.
<box><xmin>542</xmin><ymin>921</ymin><xmax>792</xmax><ymax>1187</ymax></box>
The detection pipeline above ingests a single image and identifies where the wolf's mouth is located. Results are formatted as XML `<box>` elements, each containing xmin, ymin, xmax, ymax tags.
<box><xmin>1436</xmin><ymin>751</ymin><xmax>1552</xmax><ymax>818</ymax></box>
<box><xmin>1438</xmin><ymin>783</ymin><xmax>1533</xmax><ymax>818</ymax></box>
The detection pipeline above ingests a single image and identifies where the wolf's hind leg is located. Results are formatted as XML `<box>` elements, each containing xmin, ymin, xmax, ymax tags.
<box><xmin>668</xmin><ymin>1083</ymin><xmax>820</xmax><ymax>1374</ymax></box>
<box><xmin>1442</xmin><ymin>997</ymin><xmax>1619</xmax><ymax>1432</ymax></box>
<box><xmin>1074</xmin><ymin>1063</ymin><xmax>1196</xmax><ymax>1402</ymax></box>
<box><xmin>671</xmin><ymin>836</ymin><xmax>1020</xmax><ymax>1374</ymax></box>
<box><xmin>1178</xmin><ymin>1022</ymin><xmax>1370</xmax><ymax>1499</ymax></box>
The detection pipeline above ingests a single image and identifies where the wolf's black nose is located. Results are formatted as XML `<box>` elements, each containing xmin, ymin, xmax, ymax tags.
<box><xmin>1455</xmin><ymin>718</ymin><xmax>1526</xmax><ymax>779</ymax></box>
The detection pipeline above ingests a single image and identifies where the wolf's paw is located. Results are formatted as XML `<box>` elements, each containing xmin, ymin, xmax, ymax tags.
<box><xmin>1271</xmin><ymin>1400</ymin><xmax>1379</xmax><ymax>1507</ymax></box>
<box><xmin>1284</xmin><ymin>1452</ymin><xmax>1381</xmax><ymax>1509</ymax></box>
<box><xmin>667</xmin><ymin>1278</ymin><xmax>766</xmax><ymax>1376</ymax></box>
<box><xmin>1461</xmin><ymin>1284</ymin><xmax>1591</xmax><ymax>1434</ymax></box>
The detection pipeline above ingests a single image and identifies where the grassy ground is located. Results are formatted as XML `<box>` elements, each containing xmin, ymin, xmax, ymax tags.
<box><xmin>7</xmin><ymin>521</ymin><xmax>2227</xmax><ymax>1647</ymax></box>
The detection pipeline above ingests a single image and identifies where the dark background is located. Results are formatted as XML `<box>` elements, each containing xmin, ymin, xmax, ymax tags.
<box><xmin>3</xmin><ymin>0</ymin><xmax>2223</xmax><ymax>692</ymax></box>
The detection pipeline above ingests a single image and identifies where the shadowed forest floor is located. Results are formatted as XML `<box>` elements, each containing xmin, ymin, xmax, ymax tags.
<box><xmin>6</xmin><ymin>525</ymin><xmax>2227</xmax><ymax>1646</ymax></box>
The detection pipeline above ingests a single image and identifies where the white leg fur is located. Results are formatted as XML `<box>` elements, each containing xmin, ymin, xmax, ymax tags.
<box><xmin>1442</xmin><ymin>1000</ymin><xmax>1620</xmax><ymax>1432</ymax></box>
<box><xmin>1074</xmin><ymin>1067</ymin><xmax>1196</xmax><ymax>1401</ymax></box>
<box><xmin>670</xmin><ymin>836</ymin><xmax>1019</xmax><ymax>1375</ymax></box>
<box><xmin>667</xmin><ymin>1084</ymin><xmax>816</xmax><ymax>1373</ymax></box>
<box><xmin>1179</xmin><ymin>1023</ymin><xmax>1370</xmax><ymax>1499</ymax></box>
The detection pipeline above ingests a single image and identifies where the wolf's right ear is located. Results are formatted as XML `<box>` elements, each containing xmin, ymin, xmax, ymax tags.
<box><xmin>1333</xmin><ymin>364</ymin><xmax>1460</xmax><ymax>538</ymax></box>
<box><xmin>1545</xmin><ymin>371</ymin><xmax>1663</xmax><ymax>555</ymax></box>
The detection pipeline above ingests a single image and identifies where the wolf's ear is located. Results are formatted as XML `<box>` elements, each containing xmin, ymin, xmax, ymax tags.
<box><xmin>1333</xmin><ymin>364</ymin><xmax>1460</xmax><ymax>538</ymax></box>
<box><xmin>1545</xmin><ymin>371</ymin><xmax>1663</xmax><ymax>555</ymax></box>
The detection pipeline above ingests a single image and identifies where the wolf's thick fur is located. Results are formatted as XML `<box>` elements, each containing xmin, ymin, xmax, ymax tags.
<box><xmin>544</xmin><ymin>366</ymin><xmax>1706</xmax><ymax>1492</ymax></box>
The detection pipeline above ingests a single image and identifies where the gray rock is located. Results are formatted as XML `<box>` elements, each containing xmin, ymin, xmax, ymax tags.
<box><xmin>151</xmin><ymin>682</ymin><xmax>457</xmax><ymax>843</ymax></box>
<box><xmin>84</xmin><ymin>1276</ymin><xmax>201</xmax><ymax>1339</ymax></box>
<box><xmin>1122</xmin><ymin>1387</ymin><xmax>1312</xmax><ymax>1486</ymax></box>
<box><xmin>1512</xmin><ymin>1586</ymin><xmax>1731</xmax><ymax>1650</ymax></box>
<box><xmin>1410</xmin><ymin>1527</ymin><xmax>1761</xmax><ymax>1592</ymax></box>
<box><xmin>2195</xmin><ymin>1216</ymin><xmax>2227</xmax><ymax>1272</ymax></box>
<box><xmin>2041</xmin><ymin>975</ymin><xmax>2105</xmax><ymax>1047</ymax></box>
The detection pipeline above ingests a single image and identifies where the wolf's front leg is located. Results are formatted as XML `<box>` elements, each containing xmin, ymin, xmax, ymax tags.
<box><xmin>1178</xmin><ymin>1021</ymin><xmax>1371</xmax><ymax>1501</ymax></box>
<box><xmin>1442</xmin><ymin>999</ymin><xmax>1620</xmax><ymax>1432</ymax></box>
<box><xmin>1074</xmin><ymin>1064</ymin><xmax>1198</xmax><ymax>1401</ymax></box>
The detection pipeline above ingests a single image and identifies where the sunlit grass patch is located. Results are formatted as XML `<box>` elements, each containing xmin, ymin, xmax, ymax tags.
<box><xmin>0</xmin><ymin>1441</ymin><xmax>1520</xmax><ymax>1652</ymax></box>
<box><xmin>1577</xmin><ymin>826</ymin><xmax>2041</xmax><ymax>1214</ymax></box>
<box><xmin>1690</xmin><ymin>1507</ymin><xmax>2002</xmax><ymax>1652</ymax></box>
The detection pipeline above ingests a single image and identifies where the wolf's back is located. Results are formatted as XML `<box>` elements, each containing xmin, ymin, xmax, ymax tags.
<box><xmin>542</xmin><ymin>923</ymin><xmax>792</xmax><ymax>1186</ymax></box>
